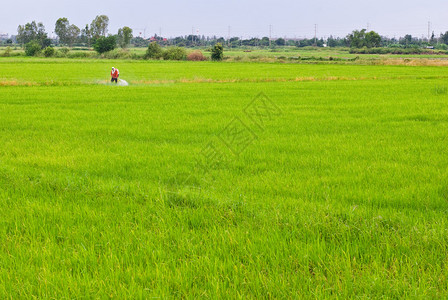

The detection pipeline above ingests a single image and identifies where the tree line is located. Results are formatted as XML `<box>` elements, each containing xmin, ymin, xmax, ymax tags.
<box><xmin>8</xmin><ymin>16</ymin><xmax>448</xmax><ymax>51</ymax></box>
<box><xmin>14</xmin><ymin>15</ymin><xmax>133</xmax><ymax>53</ymax></box>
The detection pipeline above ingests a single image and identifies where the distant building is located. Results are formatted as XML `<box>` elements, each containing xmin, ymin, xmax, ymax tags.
<box><xmin>0</xmin><ymin>33</ymin><xmax>9</xmax><ymax>40</ymax></box>
<box><xmin>148</xmin><ymin>36</ymin><xmax>167</xmax><ymax>43</ymax></box>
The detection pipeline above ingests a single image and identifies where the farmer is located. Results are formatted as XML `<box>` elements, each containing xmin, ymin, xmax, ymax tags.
<box><xmin>111</xmin><ymin>67</ymin><xmax>119</xmax><ymax>83</ymax></box>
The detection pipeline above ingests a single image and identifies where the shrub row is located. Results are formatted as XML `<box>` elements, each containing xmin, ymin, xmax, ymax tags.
<box><xmin>14</xmin><ymin>41</ymin><xmax>222</xmax><ymax>61</ymax></box>
<box><xmin>145</xmin><ymin>42</ymin><xmax>222</xmax><ymax>61</ymax></box>
<box><xmin>144</xmin><ymin>42</ymin><xmax>187</xmax><ymax>60</ymax></box>
<box><xmin>349</xmin><ymin>47</ymin><xmax>448</xmax><ymax>55</ymax></box>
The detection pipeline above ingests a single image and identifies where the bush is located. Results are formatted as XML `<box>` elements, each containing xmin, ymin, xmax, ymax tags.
<box><xmin>93</xmin><ymin>36</ymin><xmax>117</xmax><ymax>54</ymax></box>
<box><xmin>25</xmin><ymin>41</ymin><xmax>42</xmax><ymax>56</ymax></box>
<box><xmin>55</xmin><ymin>47</ymin><xmax>71</xmax><ymax>57</ymax></box>
<box><xmin>187</xmin><ymin>50</ymin><xmax>207</xmax><ymax>61</ymax></box>
<box><xmin>54</xmin><ymin>49</ymin><xmax>67</xmax><ymax>58</ymax></box>
<box><xmin>1</xmin><ymin>46</ymin><xmax>12</xmax><ymax>57</ymax></box>
<box><xmin>102</xmin><ymin>49</ymin><xmax>133</xmax><ymax>59</ymax></box>
<box><xmin>162</xmin><ymin>47</ymin><xmax>187</xmax><ymax>60</ymax></box>
<box><xmin>435</xmin><ymin>44</ymin><xmax>448</xmax><ymax>50</ymax></box>
<box><xmin>211</xmin><ymin>43</ymin><xmax>224</xmax><ymax>61</ymax></box>
<box><xmin>43</xmin><ymin>46</ymin><xmax>55</xmax><ymax>57</ymax></box>
<box><xmin>59</xmin><ymin>47</ymin><xmax>70</xmax><ymax>54</ymax></box>
<box><xmin>349</xmin><ymin>47</ymin><xmax>426</xmax><ymax>55</ymax></box>
<box><xmin>67</xmin><ymin>51</ymin><xmax>94</xmax><ymax>58</ymax></box>
<box><xmin>145</xmin><ymin>42</ymin><xmax>163</xmax><ymax>59</ymax></box>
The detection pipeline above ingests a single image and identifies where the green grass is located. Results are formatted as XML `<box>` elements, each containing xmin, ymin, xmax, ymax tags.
<box><xmin>1</xmin><ymin>58</ymin><xmax>448</xmax><ymax>298</ymax></box>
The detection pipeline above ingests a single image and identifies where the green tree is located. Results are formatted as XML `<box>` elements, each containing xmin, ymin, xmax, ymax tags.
<box><xmin>131</xmin><ymin>37</ymin><xmax>149</xmax><ymax>47</ymax></box>
<box><xmin>441</xmin><ymin>32</ymin><xmax>448</xmax><ymax>45</ymax></box>
<box><xmin>93</xmin><ymin>35</ymin><xmax>116</xmax><ymax>54</ymax></box>
<box><xmin>117</xmin><ymin>26</ymin><xmax>133</xmax><ymax>48</ymax></box>
<box><xmin>145</xmin><ymin>41</ymin><xmax>163</xmax><ymax>59</ymax></box>
<box><xmin>430</xmin><ymin>31</ymin><xmax>437</xmax><ymax>45</ymax></box>
<box><xmin>67</xmin><ymin>24</ymin><xmax>80</xmax><ymax>47</ymax></box>
<box><xmin>55</xmin><ymin>18</ymin><xmax>70</xmax><ymax>45</ymax></box>
<box><xmin>17</xmin><ymin>21</ymin><xmax>49</xmax><ymax>48</ymax></box>
<box><xmin>365</xmin><ymin>31</ymin><xmax>381</xmax><ymax>48</ymax></box>
<box><xmin>25</xmin><ymin>40</ymin><xmax>41</xmax><ymax>56</ymax></box>
<box><xmin>211</xmin><ymin>43</ymin><xmax>223</xmax><ymax>61</ymax></box>
<box><xmin>275</xmin><ymin>38</ymin><xmax>286</xmax><ymax>46</ymax></box>
<box><xmin>17</xmin><ymin>21</ymin><xmax>36</xmax><ymax>45</ymax></box>
<box><xmin>36</xmin><ymin>23</ymin><xmax>50</xmax><ymax>47</ymax></box>
<box><xmin>260</xmin><ymin>37</ymin><xmax>270</xmax><ymax>46</ymax></box>
<box><xmin>327</xmin><ymin>36</ymin><xmax>338</xmax><ymax>47</ymax></box>
<box><xmin>347</xmin><ymin>29</ymin><xmax>366</xmax><ymax>48</ymax></box>
<box><xmin>347</xmin><ymin>29</ymin><xmax>381</xmax><ymax>48</ymax></box>
<box><xmin>90</xmin><ymin>15</ymin><xmax>109</xmax><ymax>39</ymax></box>
<box><xmin>80</xmin><ymin>25</ymin><xmax>91</xmax><ymax>47</ymax></box>
<box><xmin>400</xmin><ymin>34</ymin><xmax>414</xmax><ymax>47</ymax></box>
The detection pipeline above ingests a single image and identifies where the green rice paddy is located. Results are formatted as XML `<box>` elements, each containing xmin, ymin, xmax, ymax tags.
<box><xmin>1</xmin><ymin>58</ymin><xmax>447</xmax><ymax>298</ymax></box>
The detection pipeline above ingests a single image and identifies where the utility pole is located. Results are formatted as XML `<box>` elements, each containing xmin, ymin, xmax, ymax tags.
<box><xmin>269</xmin><ymin>24</ymin><xmax>272</xmax><ymax>47</ymax></box>
<box><xmin>228</xmin><ymin>26</ymin><xmax>231</xmax><ymax>47</ymax></box>
<box><xmin>428</xmin><ymin>21</ymin><xmax>431</xmax><ymax>40</ymax></box>
<box><xmin>196</xmin><ymin>29</ymin><xmax>200</xmax><ymax>46</ymax></box>
<box><xmin>314</xmin><ymin>24</ymin><xmax>317</xmax><ymax>46</ymax></box>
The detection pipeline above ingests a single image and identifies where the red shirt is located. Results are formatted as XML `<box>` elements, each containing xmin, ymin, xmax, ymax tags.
<box><xmin>111</xmin><ymin>69</ymin><xmax>119</xmax><ymax>78</ymax></box>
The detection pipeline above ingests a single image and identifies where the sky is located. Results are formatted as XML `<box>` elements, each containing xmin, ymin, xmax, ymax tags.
<box><xmin>1</xmin><ymin>0</ymin><xmax>447</xmax><ymax>39</ymax></box>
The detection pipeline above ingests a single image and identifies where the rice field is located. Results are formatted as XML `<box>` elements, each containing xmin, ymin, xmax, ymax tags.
<box><xmin>1</xmin><ymin>57</ymin><xmax>448</xmax><ymax>298</ymax></box>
